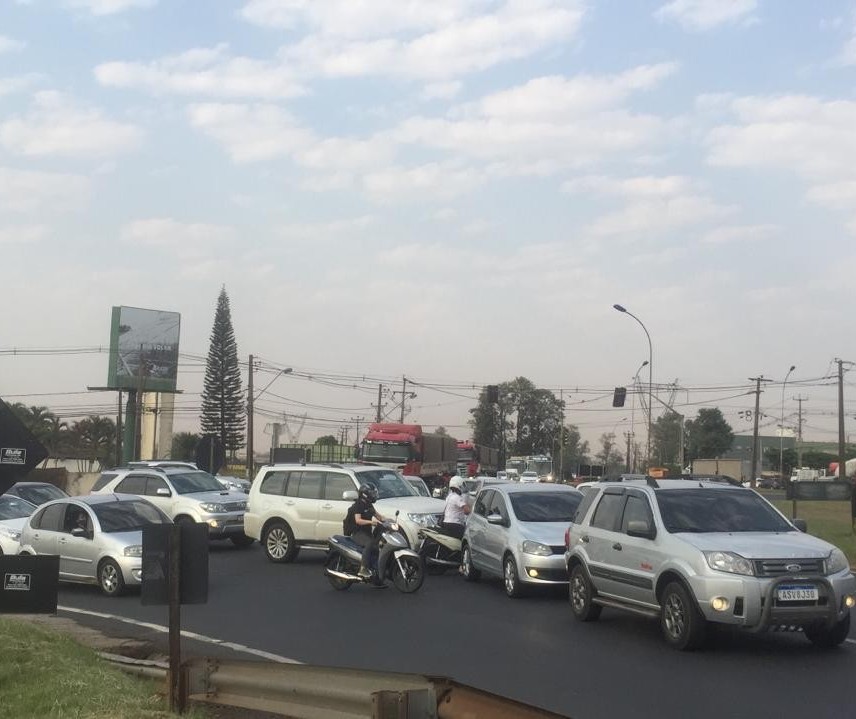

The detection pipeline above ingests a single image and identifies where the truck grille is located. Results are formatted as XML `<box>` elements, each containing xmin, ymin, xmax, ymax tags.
<box><xmin>222</xmin><ymin>502</ymin><xmax>247</xmax><ymax>512</ymax></box>
<box><xmin>753</xmin><ymin>558</ymin><xmax>823</xmax><ymax>577</ymax></box>
<box><xmin>550</xmin><ymin>545</ymin><xmax>566</xmax><ymax>555</ymax></box>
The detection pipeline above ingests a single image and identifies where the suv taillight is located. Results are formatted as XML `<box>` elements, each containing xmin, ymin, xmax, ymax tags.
<box><xmin>564</xmin><ymin>527</ymin><xmax>570</xmax><ymax>549</ymax></box>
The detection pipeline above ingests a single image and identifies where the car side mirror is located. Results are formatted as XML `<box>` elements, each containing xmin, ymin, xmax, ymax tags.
<box><xmin>487</xmin><ymin>512</ymin><xmax>506</xmax><ymax>526</ymax></box>
<box><xmin>342</xmin><ymin>490</ymin><xmax>358</xmax><ymax>501</ymax></box>
<box><xmin>626</xmin><ymin>520</ymin><xmax>656</xmax><ymax>540</ymax></box>
<box><xmin>156</xmin><ymin>488</ymin><xmax>171</xmax><ymax>497</ymax></box>
<box><xmin>792</xmin><ymin>518</ymin><xmax>808</xmax><ymax>533</ymax></box>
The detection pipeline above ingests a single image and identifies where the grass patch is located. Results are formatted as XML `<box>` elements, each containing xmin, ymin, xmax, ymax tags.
<box><xmin>0</xmin><ymin>617</ymin><xmax>206</xmax><ymax>719</ymax></box>
<box><xmin>772</xmin><ymin>500</ymin><xmax>856</xmax><ymax>566</ymax></box>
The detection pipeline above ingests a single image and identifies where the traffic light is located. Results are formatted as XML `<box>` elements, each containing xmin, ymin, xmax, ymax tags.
<box><xmin>486</xmin><ymin>385</ymin><xmax>499</xmax><ymax>403</ymax></box>
<box><xmin>612</xmin><ymin>387</ymin><xmax>627</xmax><ymax>407</ymax></box>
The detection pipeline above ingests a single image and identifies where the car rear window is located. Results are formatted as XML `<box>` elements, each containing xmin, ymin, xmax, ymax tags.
<box><xmin>656</xmin><ymin>489</ymin><xmax>792</xmax><ymax>533</ymax></box>
<box><xmin>91</xmin><ymin>473</ymin><xmax>117</xmax><ymax>492</ymax></box>
<box><xmin>509</xmin><ymin>492</ymin><xmax>582</xmax><ymax>522</ymax></box>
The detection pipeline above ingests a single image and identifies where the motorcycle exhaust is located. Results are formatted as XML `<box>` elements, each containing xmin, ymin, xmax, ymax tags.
<box><xmin>326</xmin><ymin>569</ymin><xmax>359</xmax><ymax>580</ymax></box>
<box><xmin>425</xmin><ymin>557</ymin><xmax>460</xmax><ymax>567</ymax></box>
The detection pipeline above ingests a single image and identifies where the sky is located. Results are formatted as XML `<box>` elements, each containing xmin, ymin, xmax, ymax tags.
<box><xmin>1</xmin><ymin>0</ymin><xmax>855</xmax><ymax>454</ymax></box>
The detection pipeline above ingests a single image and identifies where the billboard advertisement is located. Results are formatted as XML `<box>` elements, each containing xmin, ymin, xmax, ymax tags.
<box><xmin>107</xmin><ymin>306</ymin><xmax>181</xmax><ymax>392</ymax></box>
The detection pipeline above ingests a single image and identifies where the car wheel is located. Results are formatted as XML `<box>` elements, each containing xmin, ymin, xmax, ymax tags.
<box><xmin>230</xmin><ymin>534</ymin><xmax>254</xmax><ymax>549</ymax></box>
<box><xmin>98</xmin><ymin>559</ymin><xmax>126</xmax><ymax>597</ymax></box>
<box><xmin>461</xmin><ymin>544</ymin><xmax>480</xmax><ymax>582</ymax></box>
<box><xmin>263</xmin><ymin>522</ymin><xmax>298</xmax><ymax>563</ymax></box>
<box><xmin>660</xmin><ymin>581</ymin><xmax>706</xmax><ymax>650</ymax></box>
<box><xmin>503</xmin><ymin>555</ymin><xmax>525</xmax><ymax>598</ymax></box>
<box><xmin>804</xmin><ymin>613</ymin><xmax>851</xmax><ymax>648</ymax></box>
<box><xmin>569</xmin><ymin>564</ymin><xmax>602</xmax><ymax>622</ymax></box>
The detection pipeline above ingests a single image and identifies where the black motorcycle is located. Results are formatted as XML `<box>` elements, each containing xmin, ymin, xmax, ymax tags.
<box><xmin>325</xmin><ymin>513</ymin><xmax>425</xmax><ymax>593</ymax></box>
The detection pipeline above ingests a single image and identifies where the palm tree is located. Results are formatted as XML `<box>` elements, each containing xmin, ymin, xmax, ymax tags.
<box><xmin>72</xmin><ymin>416</ymin><xmax>117</xmax><ymax>471</ymax></box>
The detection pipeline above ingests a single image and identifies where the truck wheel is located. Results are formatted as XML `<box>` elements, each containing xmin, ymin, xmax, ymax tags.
<box><xmin>804</xmin><ymin>614</ymin><xmax>851</xmax><ymax>648</ymax></box>
<box><xmin>660</xmin><ymin>581</ymin><xmax>706</xmax><ymax>650</ymax></box>
<box><xmin>569</xmin><ymin>564</ymin><xmax>601</xmax><ymax>622</ymax></box>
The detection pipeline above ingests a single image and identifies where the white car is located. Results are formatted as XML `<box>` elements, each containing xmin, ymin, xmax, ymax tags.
<box><xmin>520</xmin><ymin>471</ymin><xmax>540</xmax><ymax>484</ymax></box>
<box><xmin>0</xmin><ymin>495</ymin><xmax>37</xmax><ymax>555</ymax></box>
<box><xmin>245</xmin><ymin>463</ymin><xmax>446</xmax><ymax>562</ymax></box>
<box><xmin>92</xmin><ymin>466</ymin><xmax>252</xmax><ymax>547</ymax></box>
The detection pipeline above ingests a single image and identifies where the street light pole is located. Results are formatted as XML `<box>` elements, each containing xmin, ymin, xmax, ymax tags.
<box><xmin>630</xmin><ymin>360</ymin><xmax>648</xmax><ymax>472</ymax></box>
<box><xmin>614</xmin><ymin>305</ymin><xmax>653</xmax><ymax>467</ymax></box>
<box><xmin>779</xmin><ymin>365</ymin><xmax>795</xmax><ymax>483</ymax></box>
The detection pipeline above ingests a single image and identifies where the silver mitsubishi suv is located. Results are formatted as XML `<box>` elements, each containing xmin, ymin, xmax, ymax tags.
<box><xmin>566</xmin><ymin>478</ymin><xmax>856</xmax><ymax>650</ymax></box>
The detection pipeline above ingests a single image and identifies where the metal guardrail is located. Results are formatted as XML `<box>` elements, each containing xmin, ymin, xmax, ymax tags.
<box><xmin>103</xmin><ymin>654</ymin><xmax>569</xmax><ymax>718</ymax></box>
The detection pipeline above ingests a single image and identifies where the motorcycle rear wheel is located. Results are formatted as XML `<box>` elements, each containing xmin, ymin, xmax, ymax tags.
<box><xmin>392</xmin><ymin>555</ymin><xmax>425</xmax><ymax>593</ymax></box>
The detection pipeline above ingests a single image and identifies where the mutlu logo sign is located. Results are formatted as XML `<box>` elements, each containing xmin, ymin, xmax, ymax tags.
<box><xmin>0</xmin><ymin>448</ymin><xmax>26</xmax><ymax>465</ymax></box>
<box><xmin>4</xmin><ymin>573</ymin><xmax>31</xmax><ymax>591</ymax></box>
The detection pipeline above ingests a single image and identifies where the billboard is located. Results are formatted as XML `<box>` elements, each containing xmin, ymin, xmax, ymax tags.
<box><xmin>107</xmin><ymin>306</ymin><xmax>181</xmax><ymax>392</ymax></box>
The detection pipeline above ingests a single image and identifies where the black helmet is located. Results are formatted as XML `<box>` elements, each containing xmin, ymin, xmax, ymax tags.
<box><xmin>358</xmin><ymin>483</ymin><xmax>378</xmax><ymax>504</ymax></box>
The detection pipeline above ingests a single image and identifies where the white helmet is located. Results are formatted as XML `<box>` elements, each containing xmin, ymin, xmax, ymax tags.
<box><xmin>448</xmin><ymin>475</ymin><xmax>464</xmax><ymax>490</ymax></box>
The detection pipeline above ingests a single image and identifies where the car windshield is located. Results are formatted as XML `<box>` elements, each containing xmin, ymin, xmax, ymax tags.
<box><xmin>14</xmin><ymin>484</ymin><xmax>67</xmax><ymax>505</ymax></box>
<box><xmin>169</xmin><ymin>471</ymin><xmax>225</xmax><ymax>494</ymax></box>
<box><xmin>509</xmin><ymin>492</ymin><xmax>582</xmax><ymax>522</ymax></box>
<box><xmin>462</xmin><ymin>480</ymin><xmax>482</xmax><ymax>494</ymax></box>
<box><xmin>92</xmin><ymin>500</ymin><xmax>171</xmax><ymax>532</ymax></box>
<box><xmin>357</xmin><ymin>470</ymin><xmax>416</xmax><ymax>499</ymax></box>
<box><xmin>407</xmin><ymin>480</ymin><xmax>429</xmax><ymax>497</ymax></box>
<box><xmin>0</xmin><ymin>495</ymin><xmax>35</xmax><ymax>520</ymax></box>
<box><xmin>656</xmin><ymin>489</ymin><xmax>793</xmax><ymax>533</ymax></box>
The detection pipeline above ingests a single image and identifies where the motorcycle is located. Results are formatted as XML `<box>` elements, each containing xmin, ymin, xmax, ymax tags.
<box><xmin>418</xmin><ymin>525</ymin><xmax>463</xmax><ymax>575</ymax></box>
<box><xmin>325</xmin><ymin>513</ymin><xmax>425</xmax><ymax>593</ymax></box>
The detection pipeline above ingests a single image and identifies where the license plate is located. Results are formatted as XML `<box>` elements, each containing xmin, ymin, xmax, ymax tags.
<box><xmin>777</xmin><ymin>585</ymin><xmax>818</xmax><ymax>602</ymax></box>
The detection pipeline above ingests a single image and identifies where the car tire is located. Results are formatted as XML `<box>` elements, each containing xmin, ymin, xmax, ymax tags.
<box><xmin>660</xmin><ymin>581</ymin><xmax>706</xmax><ymax>650</ymax></box>
<box><xmin>230</xmin><ymin>534</ymin><xmax>254</xmax><ymax>548</ymax></box>
<box><xmin>804</xmin><ymin>613</ymin><xmax>851</xmax><ymax>648</ymax></box>
<box><xmin>569</xmin><ymin>564</ymin><xmax>602</xmax><ymax>622</ymax></box>
<box><xmin>503</xmin><ymin>554</ymin><xmax>525</xmax><ymax>599</ymax></box>
<box><xmin>461</xmin><ymin>543</ymin><xmax>480</xmax><ymax>582</ymax></box>
<box><xmin>98</xmin><ymin>559</ymin><xmax>126</xmax><ymax>597</ymax></box>
<box><xmin>263</xmin><ymin>521</ymin><xmax>298</xmax><ymax>563</ymax></box>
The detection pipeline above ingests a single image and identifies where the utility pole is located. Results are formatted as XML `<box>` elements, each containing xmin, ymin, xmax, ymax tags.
<box><xmin>350</xmin><ymin>417</ymin><xmax>362</xmax><ymax>448</ymax></box>
<box><xmin>374</xmin><ymin>384</ymin><xmax>383</xmax><ymax>422</ymax></box>
<box><xmin>246</xmin><ymin>354</ymin><xmax>254</xmax><ymax>479</ymax></box>
<box><xmin>749</xmin><ymin>376</ymin><xmax>772</xmax><ymax>489</ymax></box>
<box><xmin>794</xmin><ymin>395</ymin><xmax>808</xmax><ymax>467</ymax></box>
<box><xmin>399</xmin><ymin>376</ymin><xmax>407</xmax><ymax>423</ymax></box>
<box><xmin>625</xmin><ymin>431</ymin><xmax>632</xmax><ymax>473</ymax></box>
<box><xmin>559</xmin><ymin>389</ymin><xmax>565</xmax><ymax>481</ymax></box>
<box><xmin>835</xmin><ymin>358</ymin><xmax>852</xmax><ymax>480</ymax></box>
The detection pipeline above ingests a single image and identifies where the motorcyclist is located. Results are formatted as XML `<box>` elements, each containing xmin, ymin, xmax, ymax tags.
<box><xmin>441</xmin><ymin>475</ymin><xmax>470</xmax><ymax>539</ymax></box>
<box><xmin>344</xmin><ymin>483</ymin><xmax>385</xmax><ymax>578</ymax></box>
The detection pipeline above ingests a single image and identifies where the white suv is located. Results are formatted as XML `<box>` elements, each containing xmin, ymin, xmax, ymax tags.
<box><xmin>244</xmin><ymin>463</ymin><xmax>446</xmax><ymax>563</ymax></box>
<box><xmin>91</xmin><ymin>467</ymin><xmax>252</xmax><ymax>547</ymax></box>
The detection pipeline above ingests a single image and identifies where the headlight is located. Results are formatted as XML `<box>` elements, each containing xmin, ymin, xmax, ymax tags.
<box><xmin>704</xmin><ymin>551</ymin><xmax>754</xmax><ymax>576</ymax></box>
<box><xmin>825</xmin><ymin>548</ymin><xmax>849</xmax><ymax>575</ymax></box>
<box><xmin>405</xmin><ymin>513</ymin><xmax>438</xmax><ymax>527</ymax></box>
<box><xmin>522</xmin><ymin>540</ymin><xmax>552</xmax><ymax>556</ymax></box>
<box><xmin>200</xmin><ymin>502</ymin><xmax>226</xmax><ymax>513</ymax></box>
<box><xmin>124</xmin><ymin>545</ymin><xmax>142</xmax><ymax>557</ymax></box>
<box><xmin>0</xmin><ymin>526</ymin><xmax>22</xmax><ymax>541</ymax></box>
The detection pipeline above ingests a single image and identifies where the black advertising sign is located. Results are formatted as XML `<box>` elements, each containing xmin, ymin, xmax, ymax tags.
<box><xmin>141</xmin><ymin>523</ymin><xmax>208</xmax><ymax>606</ymax></box>
<box><xmin>0</xmin><ymin>398</ymin><xmax>48</xmax><ymax>493</ymax></box>
<box><xmin>0</xmin><ymin>555</ymin><xmax>59</xmax><ymax>614</ymax></box>
<box><xmin>786</xmin><ymin>481</ymin><xmax>853</xmax><ymax>502</ymax></box>
<box><xmin>0</xmin><ymin>448</ymin><xmax>26</xmax><ymax>465</ymax></box>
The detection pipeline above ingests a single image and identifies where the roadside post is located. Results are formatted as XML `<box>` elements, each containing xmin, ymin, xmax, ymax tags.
<box><xmin>142</xmin><ymin>522</ymin><xmax>209</xmax><ymax>713</ymax></box>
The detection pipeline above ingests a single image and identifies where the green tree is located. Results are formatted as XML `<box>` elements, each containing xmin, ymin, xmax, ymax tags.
<box><xmin>435</xmin><ymin>426</ymin><xmax>448</xmax><ymax>436</ymax></box>
<box><xmin>685</xmin><ymin>408</ymin><xmax>734</xmax><ymax>461</ymax></box>
<box><xmin>315</xmin><ymin>435</ymin><xmax>337</xmax><ymax>446</ymax></box>
<box><xmin>200</xmin><ymin>287</ymin><xmax>245</xmax><ymax>460</ymax></box>
<box><xmin>595</xmin><ymin>432</ymin><xmax>624</xmax><ymax>475</ymax></box>
<box><xmin>71</xmin><ymin>415</ymin><xmax>116</xmax><ymax>470</ymax></box>
<box><xmin>172</xmin><ymin>432</ymin><xmax>201</xmax><ymax>462</ymax></box>
<box><xmin>651</xmin><ymin>412</ymin><xmax>684</xmax><ymax>467</ymax></box>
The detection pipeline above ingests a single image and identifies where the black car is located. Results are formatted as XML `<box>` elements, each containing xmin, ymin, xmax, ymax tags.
<box><xmin>3</xmin><ymin>481</ymin><xmax>69</xmax><ymax>506</ymax></box>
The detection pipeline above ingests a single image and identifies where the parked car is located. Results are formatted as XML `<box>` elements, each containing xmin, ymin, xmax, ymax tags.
<box><xmin>0</xmin><ymin>495</ymin><xmax>37</xmax><ymax>555</ymax></box>
<box><xmin>3</xmin><ymin>482</ymin><xmax>68</xmax><ymax>506</ymax></box>
<box><xmin>217</xmin><ymin>475</ymin><xmax>251</xmax><ymax>493</ymax></box>
<box><xmin>244</xmin><ymin>463</ymin><xmax>446</xmax><ymax>562</ymax></box>
<box><xmin>566</xmin><ymin>478</ymin><xmax>856</xmax><ymax>650</ymax></box>
<box><xmin>461</xmin><ymin>483</ymin><xmax>584</xmax><ymax>598</ymax></box>
<box><xmin>18</xmin><ymin>494</ymin><xmax>172</xmax><ymax>596</ymax></box>
<box><xmin>404</xmin><ymin>475</ymin><xmax>431</xmax><ymax>498</ymax></box>
<box><xmin>91</xmin><ymin>466</ymin><xmax>252</xmax><ymax>547</ymax></box>
<box><xmin>519</xmin><ymin>471</ymin><xmax>540</xmax><ymax>484</ymax></box>
<box><xmin>461</xmin><ymin>476</ymin><xmax>509</xmax><ymax>507</ymax></box>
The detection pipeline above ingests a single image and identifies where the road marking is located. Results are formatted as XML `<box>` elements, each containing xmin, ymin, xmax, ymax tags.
<box><xmin>58</xmin><ymin>605</ymin><xmax>301</xmax><ymax>664</ymax></box>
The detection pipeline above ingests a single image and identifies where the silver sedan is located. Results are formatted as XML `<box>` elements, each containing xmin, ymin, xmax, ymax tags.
<box><xmin>18</xmin><ymin>494</ymin><xmax>172</xmax><ymax>596</ymax></box>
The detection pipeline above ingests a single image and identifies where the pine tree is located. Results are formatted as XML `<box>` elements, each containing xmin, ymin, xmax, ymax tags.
<box><xmin>200</xmin><ymin>287</ymin><xmax>245</xmax><ymax>459</ymax></box>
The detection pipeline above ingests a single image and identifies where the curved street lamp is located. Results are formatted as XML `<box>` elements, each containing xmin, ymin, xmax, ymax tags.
<box><xmin>630</xmin><ymin>360</ymin><xmax>649</xmax><ymax>472</ymax></box>
<box><xmin>779</xmin><ymin>365</ymin><xmax>795</xmax><ymax>483</ymax></box>
<box><xmin>614</xmin><ymin>304</ymin><xmax>653</xmax><ymax>467</ymax></box>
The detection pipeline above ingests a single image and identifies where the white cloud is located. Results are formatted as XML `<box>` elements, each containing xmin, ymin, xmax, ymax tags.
<box><xmin>421</xmin><ymin>81</ymin><xmax>463</xmax><ymax>101</ymax></box>
<box><xmin>95</xmin><ymin>44</ymin><xmax>304</xmax><ymax>100</ymax></box>
<box><xmin>807</xmin><ymin>181</ymin><xmax>856</xmax><ymax>209</ymax></box>
<box><xmin>276</xmin><ymin>215</ymin><xmax>374</xmax><ymax>241</ymax></box>
<box><xmin>655</xmin><ymin>0</ymin><xmax>757</xmax><ymax>32</ymax></box>
<box><xmin>0</xmin><ymin>75</ymin><xmax>41</xmax><ymax>97</ymax></box>
<box><xmin>562</xmin><ymin>174</ymin><xmax>692</xmax><ymax>198</ymax></box>
<box><xmin>699</xmin><ymin>224</ymin><xmax>778</xmax><ymax>244</ymax></box>
<box><xmin>0</xmin><ymin>91</ymin><xmax>142</xmax><ymax>158</ymax></box>
<box><xmin>362</xmin><ymin>162</ymin><xmax>485</xmax><ymax>203</ymax></box>
<box><xmin>64</xmin><ymin>0</ymin><xmax>157</xmax><ymax>15</ymax></box>
<box><xmin>838</xmin><ymin>17</ymin><xmax>856</xmax><ymax>65</ymax></box>
<box><xmin>0</xmin><ymin>167</ymin><xmax>90</xmax><ymax>212</ymax></box>
<box><xmin>121</xmin><ymin>218</ymin><xmax>235</xmax><ymax>261</ymax></box>
<box><xmin>0</xmin><ymin>225</ymin><xmax>48</xmax><ymax>244</ymax></box>
<box><xmin>587</xmin><ymin>194</ymin><xmax>733</xmax><ymax>237</ymax></box>
<box><xmin>0</xmin><ymin>35</ymin><xmax>26</xmax><ymax>53</ymax></box>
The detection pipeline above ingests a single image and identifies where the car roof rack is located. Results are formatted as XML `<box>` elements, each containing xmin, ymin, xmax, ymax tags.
<box><xmin>645</xmin><ymin>476</ymin><xmax>659</xmax><ymax>488</ymax></box>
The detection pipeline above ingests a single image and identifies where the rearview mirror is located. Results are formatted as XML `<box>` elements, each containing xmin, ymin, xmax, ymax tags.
<box><xmin>342</xmin><ymin>490</ymin><xmax>358</xmax><ymax>501</ymax></box>
<box><xmin>792</xmin><ymin>518</ymin><xmax>807</xmax><ymax>533</ymax></box>
<box><xmin>487</xmin><ymin>512</ymin><xmax>506</xmax><ymax>526</ymax></box>
<box><xmin>626</xmin><ymin>519</ymin><xmax>656</xmax><ymax>540</ymax></box>
<box><xmin>156</xmin><ymin>488</ymin><xmax>171</xmax><ymax>497</ymax></box>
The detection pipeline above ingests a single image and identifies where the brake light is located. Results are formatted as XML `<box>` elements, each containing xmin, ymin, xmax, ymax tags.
<box><xmin>564</xmin><ymin>527</ymin><xmax>570</xmax><ymax>549</ymax></box>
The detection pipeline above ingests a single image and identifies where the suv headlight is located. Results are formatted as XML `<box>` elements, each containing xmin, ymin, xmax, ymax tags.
<box><xmin>522</xmin><ymin>540</ymin><xmax>552</xmax><ymax>556</ymax></box>
<box><xmin>124</xmin><ymin>545</ymin><xmax>142</xmax><ymax>557</ymax></box>
<box><xmin>200</xmin><ymin>502</ymin><xmax>226</xmax><ymax>513</ymax></box>
<box><xmin>405</xmin><ymin>513</ymin><xmax>438</xmax><ymax>527</ymax></box>
<box><xmin>704</xmin><ymin>551</ymin><xmax>754</xmax><ymax>576</ymax></box>
<box><xmin>0</xmin><ymin>526</ymin><xmax>22</xmax><ymax>542</ymax></box>
<box><xmin>825</xmin><ymin>548</ymin><xmax>849</xmax><ymax>575</ymax></box>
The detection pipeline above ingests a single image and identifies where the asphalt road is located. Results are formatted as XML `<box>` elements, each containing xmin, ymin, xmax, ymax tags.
<box><xmin>58</xmin><ymin>543</ymin><xmax>856</xmax><ymax>719</ymax></box>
